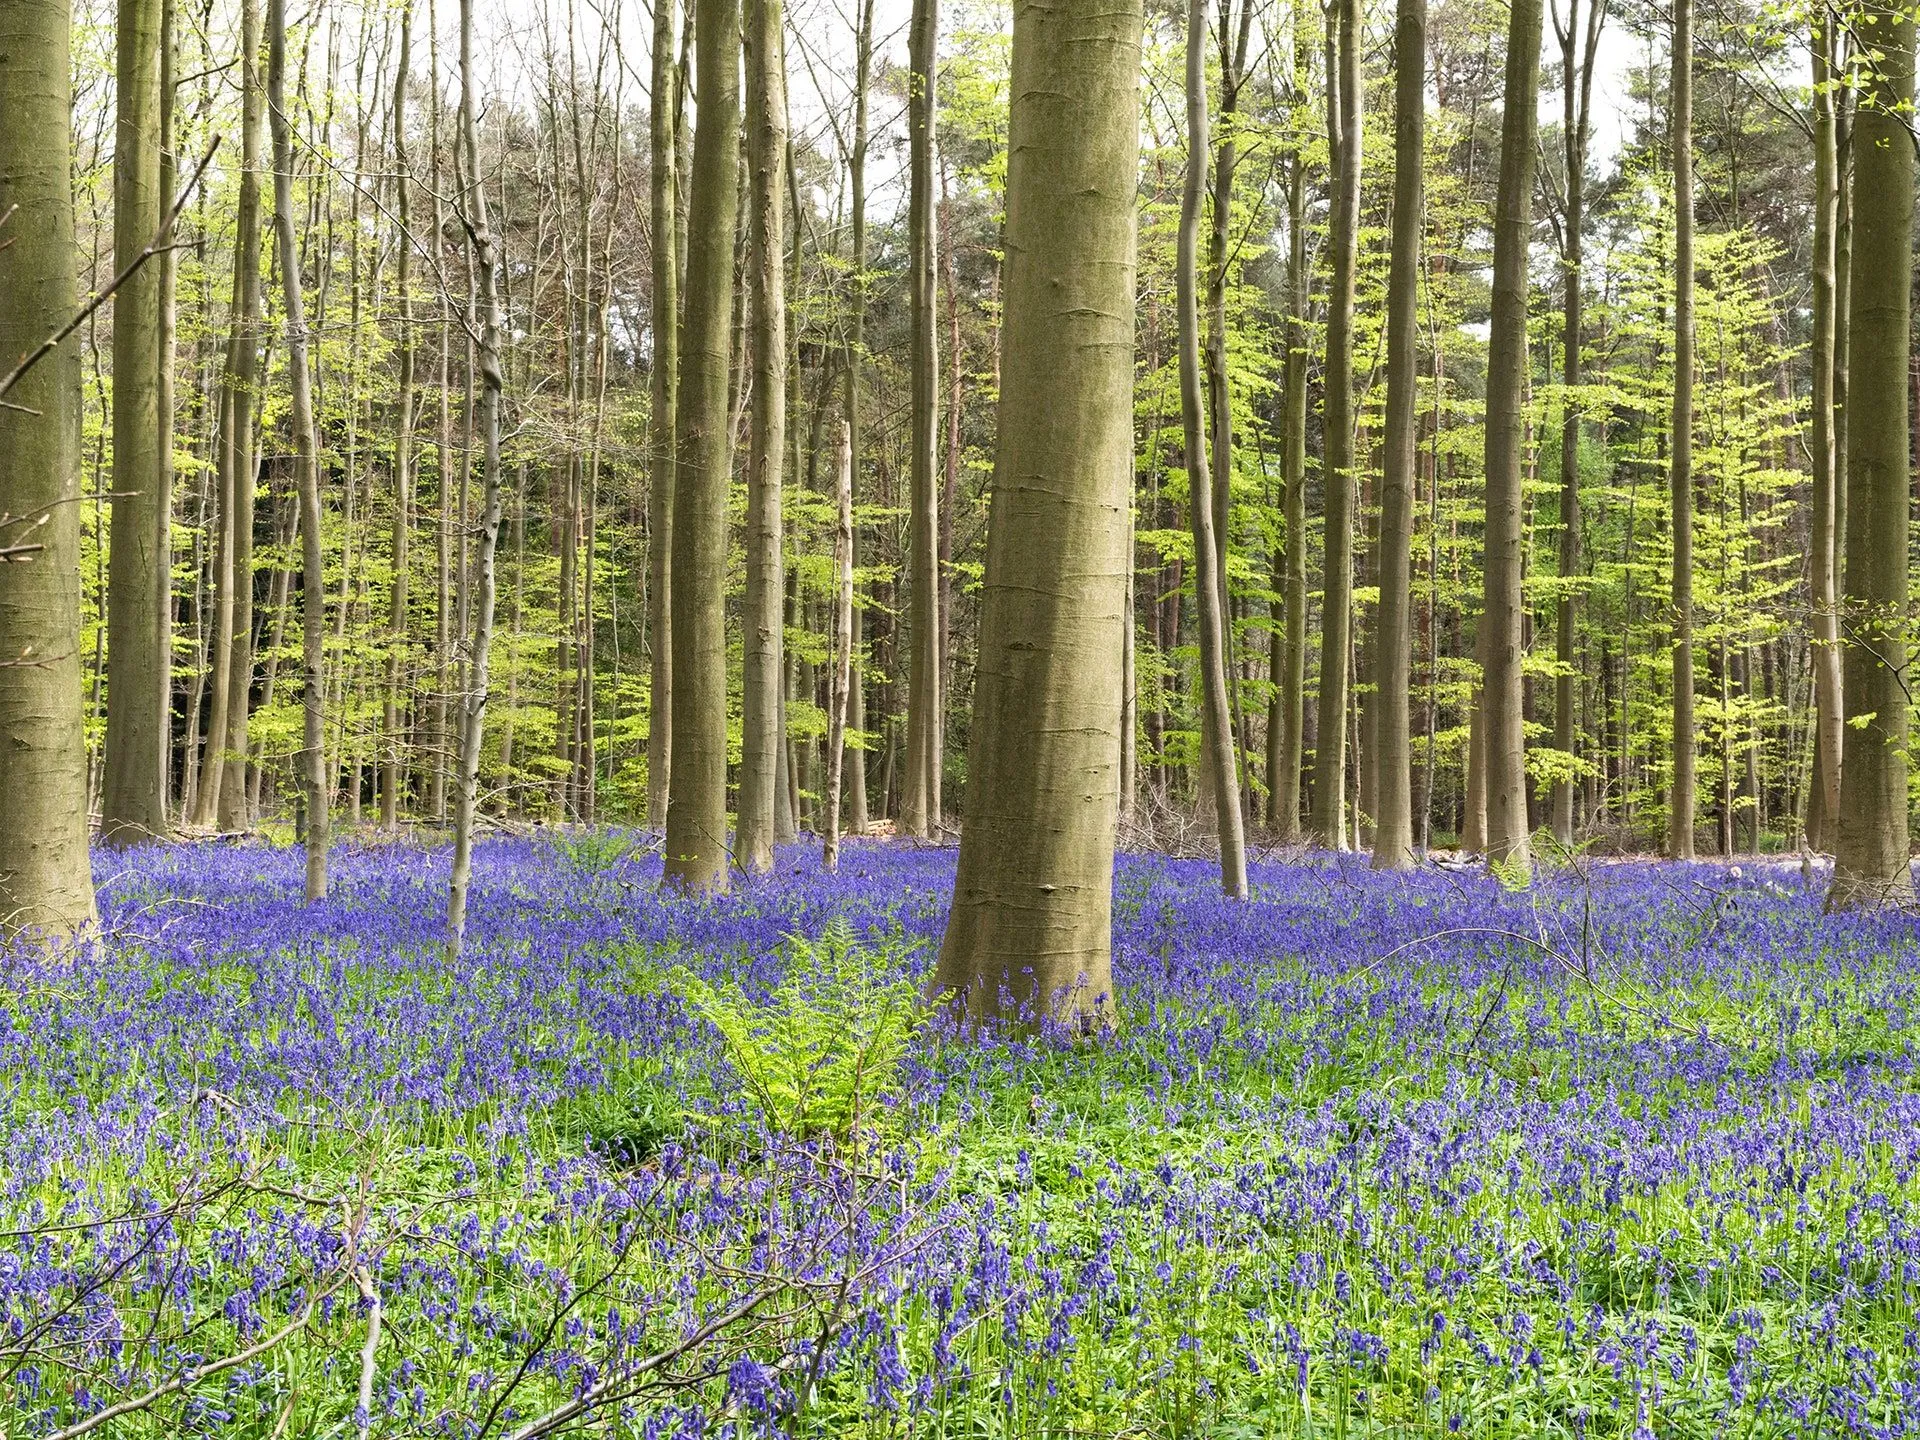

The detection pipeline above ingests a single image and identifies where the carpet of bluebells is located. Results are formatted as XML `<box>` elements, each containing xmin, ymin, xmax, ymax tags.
<box><xmin>4</xmin><ymin>836</ymin><xmax>1920</xmax><ymax>1437</ymax></box>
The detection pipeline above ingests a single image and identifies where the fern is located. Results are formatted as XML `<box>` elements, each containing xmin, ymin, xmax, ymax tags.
<box><xmin>674</xmin><ymin>920</ymin><xmax>927</xmax><ymax>1143</ymax></box>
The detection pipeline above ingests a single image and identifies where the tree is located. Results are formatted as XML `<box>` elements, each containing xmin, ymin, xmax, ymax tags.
<box><xmin>1372</xmin><ymin>0</ymin><xmax>1425</xmax><ymax>871</ymax></box>
<box><xmin>448</xmin><ymin>0</ymin><xmax>506</xmax><ymax>944</ymax></box>
<box><xmin>1807</xmin><ymin>12</ymin><xmax>1841</xmax><ymax>851</ymax></box>
<box><xmin>1312</xmin><ymin>0</ymin><xmax>1361</xmax><ymax>849</ymax></box>
<box><xmin>646</xmin><ymin>0</ymin><xmax>679</xmax><ymax>833</ymax></box>
<box><xmin>267</xmin><ymin>0</ymin><xmax>327</xmax><ymax>900</ymax></box>
<box><xmin>1179</xmin><ymin>0</ymin><xmax>1247</xmax><ymax>896</ymax></box>
<box><xmin>841</xmin><ymin>0</ymin><xmax>874</xmax><ymax>834</ymax></box>
<box><xmin>824</xmin><ymin>421</ymin><xmax>854</xmax><ymax>870</ymax></box>
<box><xmin>663</xmin><ymin>0</ymin><xmax>741</xmax><ymax>893</ymax></box>
<box><xmin>192</xmin><ymin>0</ymin><xmax>264</xmax><ymax>832</ymax></box>
<box><xmin>901</xmin><ymin>0</ymin><xmax>942</xmax><ymax>840</ymax></box>
<box><xmin>738</xmin><ymin>0</ymin><xmax>789</xmax><ymax>873</ymax></box>
<box><xmin>1480</xmin><ymin>0</ymin><xmax>1543</xmax><ymax>877</ymax></box>
<box><xmin>1828</xmin><ymin>0</ymin><xmax>1914</xmax><ymax>907</ymax></box>
<box><xmin>932</xmin><ymin>0</ymin><xmax>1141</xmax><ymax>1026</ymax></box>
<box><xmin>0</xmin><ymin>0</ymin><xmax>97</xmax><ymax>938</ymax></box>
<box><xmin>1668</xmin><ymin>0</ymin><xmax>1696</xmax><ymax>860</ymax></box>
<box><xmin>383</xmin><ymin>0</ymin><xmax>415</xmax><ymax>831</ymax></box>
<box><xmin>102</xmin><ymin>0</ymin><xmax>171</xmax><ymax>846</ymax></box>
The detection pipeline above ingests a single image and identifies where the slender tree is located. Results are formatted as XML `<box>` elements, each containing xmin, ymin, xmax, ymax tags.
<box><xmin>0</xmin><ymin>0</ymin><xmax>97</xmax><ymax>937</ymax></box>
<box><xmin>383</xmin><ymin>0</ymin><xmax>415</xmax><ymax>830</ymax></box>
<box><xmin>448</xmin><ymin>0</ymin><xmax>506</xmax><ymax>943</ymax></box>
<box><xmin>824</xmin><ymin>421</ymin><xmax>855</xmax><ymax>870</ymax></box>
<box><xmin>932</xmin><ymin>0</ymin><xmax>1141</xmax><ymax>1026</ymax></box>
<box><xmin>1828</xmin><ymin>0</ymin><xmax>1914</xmax><ymax>906</ymax></box>
<box><xmin>646</xmin><ymin>0</ymin><xmax>678</xmax><ymax>832</ymax></box>
<box><xmin>738</xmin><ymin>0</ymin><xmax>789</xmax><ymax>872</ymax></box>
<box><xmin>267</xmin><ymin>0</ymin><xmax>326</xmax><ymax>900</ymax></box>
<box><xmin>102</xmin><ymin>0</ymin><xmax>171</xmax><ymax>845</ymax></box>
<box><xmin>1480</xmin><ymin>0</ymin><xmax>1544</xmax><ymax>877</ymax></box>
<box><xmin>842</xmin><ymin>0</ymin><xmax>874</xmax><ymax>833</ymax></box>
<box><xmin>663</xmin><ymin>0</ymin><xmax>742</xmax><ymax>892</ymax></box>
<box><xmin>901</xmin><ymin>0</ymin><xmax>942</xmax><ymax>839</ymax></box>
<box><xmin>1668</xmin><ymin>0</ymin><xmax>1696</xmax><ymax>860</ymax></box>
<box><xmin>1372</xmin><ymin>0</ymin><xmax>1424</xmax><ymax>870</ymax></box>
<box><xmin>1179</xmin><ymin>0</ymin><xmax>1247</xmax><ymax>896</ymax></box>
<box><xmin>1807</xmin><ymin>13</ymin><xmax>1842</xmax><ymax>851</ymax></box>
<box><xmin>1312</xmin><ymin>0</ymin><xmax>1361</xmax><ymax>848</ymax></box>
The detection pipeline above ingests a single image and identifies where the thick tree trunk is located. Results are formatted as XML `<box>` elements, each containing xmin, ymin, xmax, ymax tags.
<box><xmin>1807</xmin><ymin>15</ymin><xmax>1842</xmax><ymax>852</ymax></box>
<box><xmin>1372</xmin><ymin>0</ymin><xmax>1424</xmax><ymax>871</ymax></box>
<box><xmin>1312</xmin><ymin>0</ymin><xmax>1361</xmax><ymax>849</ymax></box>
<box><xmin>103</xmin><ymin>0</ymin><xmax>171</xmax><ymax>845</ymax></box>
<box><xmin>901</xmin><ymin>0</ymin><xmax>942</xmax><ymax>839</ymax></box>
<box><xmin>1179</xmin><ymin>0</ymin><xmax>1247</xmax><ymax>897</ymax></box>
<box><xmin>663</xmin><ymin>0</ymin><xmax>742</xmax><ymax>892</ymax></box>
<box><xmin>933</xmin><ymin>0</ymin><xmax>1140</xmax><ymax>1027</ymax></box>
<box><xmin>448</xmin><ymin>0</ymin><xmax>505</xmax><ymax>944</ymax></box>
<box><xmin>1480</xmin><ymin>0</ymin><xmax>1543</xmax><ymax>878</ymax></box>
<box><xmin>0</xmin><ymin>0</ymin><xmax>97</xmax><ymax>937</ymax></box>
<box><xmin>738</xmin><ymin>0</ymin><xmax>788</xmax><ymax>873</ymax></box>
<box><xmin>1668</xmin><ymin>0</ymin><xmax>1697</xmax><ymax>861</ymax></box>
<box><xmin>1829</xmin><ymin>0</ymin><xmax>1914</xmax><ymax>907</ymax></box>
<box><xmin>268</xmin><ymin>0</ymin><xmax>327</xmax><ymax>901</ymax></box>
<box><xmin>646</xmin><ymin>0</ymin><xmax>678</xmax><ymax>832</ymax></box>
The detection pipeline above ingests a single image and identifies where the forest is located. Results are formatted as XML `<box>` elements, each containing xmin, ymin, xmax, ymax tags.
<box><xmin>1</xmin><ymin>0</ymin><xmax>1918</xmax><ymax>1428</ymax></box>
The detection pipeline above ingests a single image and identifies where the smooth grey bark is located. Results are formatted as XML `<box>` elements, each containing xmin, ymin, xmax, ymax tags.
<box><xmin>268</xmin><ymin>0</ymin><xmax>327</xmax><ymax>900</ymax></box>
<box><xmin>448</xmin><ymin>0</ymin><xmax>505</xmax><ymax>945</ymax></box>
<box><xmin>1480</xmin><ymin>0</ymin><xmax>1543</xmax><ymax>878</ymax></box>
<box><xmin>0</xmin><ymin>0</ymin><xmax>98</xmax><ymax>938</ymax></box>
<box><xmin>738</xmin><ymin>0</ymin><xmax>788</xmax><ymax>873</ymax></box>
<box><xmin>1268</xmin><ymin>135</ymin><xmax>1308</xmax><ymax>841</ymax></box>
<box><xmin>103</xmin><ymin>0</ymin><xmax>171</xmax><ymax>845</ymax></box>
<box><xmin>646</xmin><ymin>0</ymin><xmax>678</xmax><ymax>832</ymax></box>
<box><xmin>1312</xmin><ymin>0</ymin><xmax>1360</xmax><ymax>848</ymax></box>
<box><xmin>1807</xmin><ymin>14</ymin><xmax>1842</xmax><ymax>852</ymax></box>
<box><xmin>383</xmin><ymin>0</ymin><xmax>415</xmax><ymax>830</ymax></box>
<box><xmin>1668</xmin><ymin>0</ymin><xmax>1697</xmax><ymax>860</ymax></box>
<box><xmin>662</xmin><ymin>0</ymin><xmax>741</xmax><ymax>892</ymax></box>
<box><xmin>901</xmin><ymin>0</ymin><xmax>942</xmax><ymax>839</ymax></box>
<box><xmin>1828</xmin><ymin>0</ymin><xmax>1914</xmax><ymax>907</ymax></box>
<box><xmin>933</xmin><ymin>0</ymin><xmax>1141</xmax><ymax>1028</ymax></box>
<box><xmin>1179</xmin><ymin>0</ymin><xmax>1247</xmax><ymax>896</ymax></box>
<box><xmin>824</xmin><ymin>422</ymin><xmax>854</xmax><ymax>871</ymax></box>
<box><xmin>842</xmin><ymin>0</ymin><xmax>874</xmax><ymax>833</ymax></box>
<box><xmin>1372</xmin><ymin>0</ymin><xmax>1424</xmax><ymax>871</ymax></box>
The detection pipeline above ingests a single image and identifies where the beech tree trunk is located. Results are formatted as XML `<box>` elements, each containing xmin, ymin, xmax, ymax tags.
<box><xmin>1269</xmin><ymin>138</ymin><xmax>1308</xmax><ymax>842</ymax></box>
<box><xmin>1312</xmin><ymin>0</ymin><xmax>1361</xmax><ymax>849</ymax></box>
<box><xmin>663</xmin><ymin>0</ymin><xmax>741</xmax><ymax>892</ymax></box>
<box><xmin>103</xmin><ymin>0</ymin><xmax>171</xmax><ymax>845</ymax></box>
<box><xmin>268</xmin><ymin>0</ymin><xmax>327</xmax><ymax>901</ymax></box>
<box><xmin>1807</xmin><ymin>14</ymin><xmax>1842</xmax><ymax>852</ymax></box>
<box><xmin>738</xmin><ymin>0</ymin><xmax>788</xmax><ymax>873</ymax></box>
<box><xmin>1668</xmin><ymin>0</ymin><xmax>1697</xmax><ymax>861</ymax></box>
<box><xmin>1372</xmin><ymin>0</ymin><xmax>1424</xmax><ymax>871</ymax></box>
<box><xmin>1179</xmin><ymin>0</ymin><xmax>1246</xmax><ymax>897</ymax></box>
<box><xmin>0</xmin><ymin>0</ymin><xmax>98</xmax><ymax>938</ymax></box>
<box><xmin>1829</xmin><ymin>0</ymin><xmax>1914</xmax><ymax>907</ymax></box>
<box><xmin>383</xmin><ymin>0</ymin><xmax>415</xmax><ymax>830</ymax></box>
<box><xmin>1480</xmin><ymin>0</ymin><xmax>1543</xmax><ymax>878</ymax></box>
<box><xmin>824</xmin><ymin>422</ymin><xmax>854</xmax><ymax>870</ymax></box>
<box><xmin>933</xmin><ymin>0</ymin><xmax>1140</xmax><ymax>1027</ymax></box>
<box><xmin>901</xmin><ymin>0</ymin><xmax>942</xmax><ymax>839</ymax></box>
<box><xmin>646</xmin><ymin>0</ymin><xmax>678</xmax><ymax>832</ymax></box>
<box><xmin>448</xmin><ymin>0</ymin><xmax>505</xmax><ymax>944</ymax></box>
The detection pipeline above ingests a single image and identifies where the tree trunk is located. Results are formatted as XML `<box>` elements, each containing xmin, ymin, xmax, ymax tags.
<box><xmin>901</xmin><ymin>0</ymin><xmax>942</xmax><ymax>839</ymax></box>
<box><xmin>383</xmin><ymin>0</ymin><xmax>415</xmax><ymax>830</ymax></box>
<box><xmin>1668</xmin><ymin>0</ymin><xmax>1697</xmax><ymax>861</ymax></box>
<box><xmin>1371</xmin><ymin>0</ymin><xmax>1424</xmax><ymax>871</ymax></box>
<box><xmin>1807</xmin><ymin>13</ymin><xmax>1842</xmax><ymax>852</ymax></box>
<box><xmin>932</xmin><ymin>0</ymin><xmax>1140</xmax><ymax>1027</ymax></box>
<box><xmin>448</xmin><ymin>0</ymin><xmax>506</xmax><ymax>944</ymax></box>
<box><xmin>1179</xmin><ymin>0</ymin><xmax>1247</xmax><ymax>896</ymax></box>
<box><xmin>824</xmin><ymin>422</ymin><xmax>854</xmax><ymax>870</ymax></box>
<box><xmin>738</xmin><ymin>0</ymin><xmax>788</xmax><ymax>873</ymax></box>
<box><xmin>103</xmin><ymin>0</ymin><xmax>171</xmax><ymax>845</ymax></box>
<box><xmin>193</xmin><ymin>0</ymin><xmax>263</xmax><ymax>831</ymax></box>
<box><xmin>1269</xmin><ymin>142</ymin><xmax>1308</xmax><ymax>841</ymax></box>
<box><xmin>1829</xmin><ymin>0</ymin><xmax>1914</xmax><ymax>907</ymax></box>
<box><xmin>663</xmin><ymin>0</ymin><xmax>741</xmax><ymax>892</ymax></box>
<box><xmin>268</xmin><ymin>0</ymin><xmax>327</xmax><ymax>901</ymax></box>
<box><xmin>843</xmin><ymin>0</ymin><xmax>874</xmax><ymax>836</ymax></box>
<box><xmin>1480</xmin><ymin>0</ymin><xmax>1543</xmax><ymax>878</ymax></box>
<box><xmin>0</xmin><ymin>0</ymin><xmax>97</xmax><ymax>937</ymax></box>
<box><xmin>646</xmin><ymin>0</ymin><xmax>678</xmax><ymax>832</ymax></box>
<box><xmin>1312</xmin><ymin>0</ymin><xmax>1361</xmax><ymax>849</ymax></box>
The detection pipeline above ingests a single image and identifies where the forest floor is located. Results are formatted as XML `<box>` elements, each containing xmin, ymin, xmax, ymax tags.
<box><xmin>2</xmin><ymin>837</ymin><xmax>1917</xmax><ymax>1437</ymax></box>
